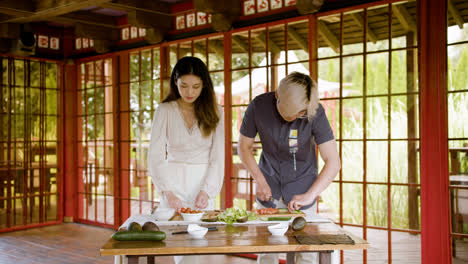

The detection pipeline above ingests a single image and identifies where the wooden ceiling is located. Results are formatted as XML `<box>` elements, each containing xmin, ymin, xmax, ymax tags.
<box><xmin>0</xmin><ymin>0</ymin><xmax>466</xmax><ymax>56</ymax></box>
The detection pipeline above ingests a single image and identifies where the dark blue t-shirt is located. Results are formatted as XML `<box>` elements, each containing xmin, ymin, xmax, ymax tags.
<box><xmin>239</xmin><ymin>92</ymin><xmax>335</xmax><ymax>209</ymax></box>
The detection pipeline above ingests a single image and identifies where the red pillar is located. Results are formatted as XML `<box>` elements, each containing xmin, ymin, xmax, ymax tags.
<box><xmin>224</xmin><ymin>31</ymin><xmax>233</xmax><ymax>209</ymax></box>
<box><xmin>63</xmin><ymin>61</ymin><xmax>78</xmax><ymax>221</ymax></box>
<box><xmin>419</xmin><ymin>0</ymin><xmax>450</xmax><ymax>263</ymax></box>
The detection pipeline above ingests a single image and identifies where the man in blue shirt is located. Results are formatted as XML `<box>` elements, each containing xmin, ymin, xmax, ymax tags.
<box><xmin>238</xmin><ymin>72</ymin><xmax>341</xmax><ymax>264</ymax></box>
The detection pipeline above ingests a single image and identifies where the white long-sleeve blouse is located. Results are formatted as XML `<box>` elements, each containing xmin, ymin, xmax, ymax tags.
<box><xmin>147</xmin><ymin>101</ymin><xmax>225</xmax><ymax>198</ymax></box>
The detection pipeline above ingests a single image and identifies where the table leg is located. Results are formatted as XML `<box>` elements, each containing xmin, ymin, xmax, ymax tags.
<box><xmin>319</xmin><ymin>251</ymin><xmax>332</xmax><ymax>264</ymax></box>
<box><xmin>127</xmin><ymin>256</ymin><xmax>139</xmax><ymax>264</ymax></box>
<box><xmin>286</xmin><ymin>252</ymin><xmax>295</xmax><ymax>264</ymax></box>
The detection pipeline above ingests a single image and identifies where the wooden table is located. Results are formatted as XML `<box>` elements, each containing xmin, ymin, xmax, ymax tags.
<box><xmin>100</xmin><ymin>222</ymin><xmax>369</xmax><ymax>264</ymax></box>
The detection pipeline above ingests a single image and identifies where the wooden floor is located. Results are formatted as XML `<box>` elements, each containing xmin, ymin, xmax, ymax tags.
<box><xmin>0</xmin><ymin>223</ymin><xmax>257</xmax><ymax>264</ymax></box>
<box><xmin>1</xmin><ymin>222</ymin><xmax>467</xmax><ymax>264</ymax></box>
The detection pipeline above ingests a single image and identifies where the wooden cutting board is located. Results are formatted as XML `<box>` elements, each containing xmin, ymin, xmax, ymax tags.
<box><xmin>256</xmin><ymin>212</ymin><xmax>305</xmax><ymax>218</ymax></box>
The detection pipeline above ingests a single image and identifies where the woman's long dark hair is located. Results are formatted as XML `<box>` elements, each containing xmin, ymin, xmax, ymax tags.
<box><xmin>163</xmin><ymin>56</ymin><xmax>219</xmax><ymax>137</ymax></box>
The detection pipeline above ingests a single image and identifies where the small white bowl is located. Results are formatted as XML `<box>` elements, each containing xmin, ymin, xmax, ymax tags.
<box><xmin>268</xmin><ymin>223</ymin><xmax>289</xmax><ymax>236</ymax></box>
<box><xmin>181</xmin><ymin>212</ymin><xmax>204</xmax><ymax>222</ymax></box>
<box><xmin>187</xmin><ymin>224</ymin><xmax>208</xmax><ymax>239</ymax></box>
<box><xmin>153</xmin><ymin>208</ymin><xmax>175</xmax><ymax>221</ymax></box>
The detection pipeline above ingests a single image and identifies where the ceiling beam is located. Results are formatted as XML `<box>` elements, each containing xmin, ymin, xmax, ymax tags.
<box><xmin>0</xmin><ymin>23</ymin><xmax>19</xmax><ymax>38</ymax></box>
<box><xmin>393</xmin><ymin>4</ymin><xmax>416</xmax><ymax>33</ymax></box>
<box><xmin>100</xmin><ymin>0</ymin><xmax>171</xmax><ymax>16</ymax></box>
<box><xmin>2</xmin><ymin>0</ymin><xmax>112</xmax><ymax>23</ymax></box>
<box><xmin>127</xmin><ymin>10</ymin><xmax>171</xmax><ymax>29</ymax></box>
<box><xmin>75</xmin><ymin>22</ymin><xmax>119</xmax><ymax>41</ymax></box>
<box><xmin>61</xmin><ymin>11</ymin><xmax>118</xmax><ymax>28</ymax></box>
<box><xmin>350</xmin><ymin>13</ymin><xmax>377</xmax><ymax>43</ymax></box>
<box><xmin>448</xmin><ymin>0</ymin><xmax>464</xmax><ymax>29</ymax></box>
<box><xmin>296</xmin><ymin>0</ymin><xmax>323</xmax><ymax>15</ymax></box>
<box><xmin>318</xmin><ymin>20</ymin><xmax>340</xmax><ymax>53</ymax></box>
<box><xmin>232</xmin><ymin>35</ymin><xmax>249</xmax><ymax>53</ymax></box>
<box><xmin>256</xmin><ymin>31</ymin><xmax>281</xmax><ymax>54</ymax></box>
<box><xmin>287</xmin><ymin>26</ymin><xmax>308</xmax><ymax>52</ymax></box>
<box><xmin>0</xmin><ymin>0</ymin><xmax>34</xmax><ymax>13</ymax></box>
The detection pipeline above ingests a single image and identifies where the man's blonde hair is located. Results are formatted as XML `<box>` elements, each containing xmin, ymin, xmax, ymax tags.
<box><xmin>278</xmin><ymin>72</ymin><xmax>319</xmax><ymax>120</ymax></box>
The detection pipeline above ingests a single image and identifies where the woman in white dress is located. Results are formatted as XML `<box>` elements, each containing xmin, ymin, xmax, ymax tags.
<box><xmin>148</xmin><ymin>56</ymin><xmax>224</xmax><ymax>212</ymax></box>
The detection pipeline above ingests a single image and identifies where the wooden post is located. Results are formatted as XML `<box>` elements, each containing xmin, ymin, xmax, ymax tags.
<box><xmin>419</xmin><ymin>0</ymin><xmax>451</xmax><ymax>263</ymax></box>
<box><xmin>406</xmin><ymin>31</ymin><xmax>419</xmax><ymax>231</ymax></box>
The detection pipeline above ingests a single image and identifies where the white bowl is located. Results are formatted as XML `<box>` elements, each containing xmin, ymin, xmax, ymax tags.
<box><xmin>187</xmin><ymin>224</ymin><xmax>208</xmax><ymax>239</ymax></box>
<box><xmin>181</xmin><ymin>212</ymin><xmax>204</xmax><ymax>222</ymax></box>
<box><xmin>153</xmin><ymin>208</ymin><xmax>176</xmax><ymax>221</ymax></box>
<box><xmin>267</xmin><ymin>223</ymin><xmax>289</xmax><ymax>236</ymax></box>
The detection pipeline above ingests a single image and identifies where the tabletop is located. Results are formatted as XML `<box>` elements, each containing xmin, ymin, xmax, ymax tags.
<box><xmin>100</xmin><ymin>221</ymin><xmax>368</xmax><ymax>258</ymax></box>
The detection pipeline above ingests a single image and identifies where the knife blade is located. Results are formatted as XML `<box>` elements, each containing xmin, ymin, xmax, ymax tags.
<box><xmin>171</xmin><ymin>226</ymin><xmax>218</xmax><ymax>235</ymax></box>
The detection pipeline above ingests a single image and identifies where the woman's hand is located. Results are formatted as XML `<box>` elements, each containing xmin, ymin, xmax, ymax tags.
<box><xmin>288</xmin><ymin>193</ymin><xmax>316</xmax><ymax>211</ymax></box>
<box><xmin>163</xmin><ymin>191</ymin><xmax>183</xmax><ymax>210</ymax></box>
<box><xmin>256</xmin><ymin>179</ymin><xmax>272</xmax><ymax>201</ymax></box>
<box><xmin>195</xmin><ymin>190</ymin><xmax>209</xmax><ymax>209</ymax></box>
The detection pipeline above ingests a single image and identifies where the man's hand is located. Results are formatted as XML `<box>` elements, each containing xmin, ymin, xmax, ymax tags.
<box><xmin>256</xmin><ymin>179</ymin><xmax>272</xmax><ymax>201</ymax></box>
<box><xmin>288</xmin><ymin>193</ymin><xmax>316</xmax><ymax>211</ymax></box>
<box><xmin>194</xmin><ymin>190</ymin><xmax>209</xmax><ymax>209</ymax></box>
<box><xmin>164</xmin><ymin>191</ymin><xmax>183</xmax><ymax>210</ymax></box>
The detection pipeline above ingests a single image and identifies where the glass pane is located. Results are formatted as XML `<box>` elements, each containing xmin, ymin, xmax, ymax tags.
<box><xmin>14</xmin><ymin>60</ymin><xmax>24</xmax><ymax>87</ymax></box>
<box><xmin>287</xmin><ymin>20</ymin><xmax>309</xmax><ymax>62</ymax></box>
<box><xmin>131</xmin><ymin>111</ymin><xmax>142</xmax><ymax>141</ymax></box>
<box><xmin>342</xmin><ymin>98</ymin><xmax>363</xmax><ymax>139</ymax></box>
<box><xmin>208</xmin><ymin>37</ymin><xmax>224</xmax><ymax>71</ymax></box>
<box><xmin>2</xmin><ymin>58</ymin><xmax>8</xmax><ymax>85</ymax></box>
<box><xmin>266</xmin><ymin>25</ymin><xmax>282</xmax><ymax>64</ymax></box>
<box><xmin>252</xmin><ymin>67</ymin><xmax>267</xmax><ymax>99</ymax></box>
<box><xmin>46</xmin><ymin>116</ymin><xmax>57</xmax><ymax>141</ymax></box>
<box><xmin>152</xmin><ymin>80</ymin><xmax>161</xmax><ymax>106</ymax></box>
<box><xmin>194</xmin><ymin>39</ymin><xmax>207</xmax><ymax>63</ymax></box>
<box><xmin>30</xmin><ymin>61</ymin><xmax>40</xmax><ymax>87</ymax></box>
<box><xmin>96</xmin><ymin>114</ymin><xmax>104</xmax><ymax>140</ymax></box>
<box><xmin>342</xmin><ymin>141</ymin><xmax>363</xmax><ymax>182</ymax></box>
<box><xmin>95</xmin><ymin>60</ymin><xmax>104</xmax><ymax>87</ymax></box>
<box><xmin>322</xmin><ymin>99</ymin><xmax>340</xmax><ymax>140</ymax></box>
<box><xmin>343</xmin><ymin>183</ymin><xmax>363</xmax><ymax>224</ymax></box>
<box><xmin>343</xmin><ymin>55</ymin><xmax>363</xmax><ymax>97</ymax></box>
<box><xmin>448</xmin><ymin>45</ymin><xmax>468</xmax><ymax>92</ymax></box>
<box><xmin>391</xmin><ymin>141</ymin><xmax>408</xmax><ymax>184</ymax></box>
<box><xmin>232</xmin><ymin>31</ymin><xmax>249</xmax><ymax>70</ymax></box>
<box><xmin>367</xmin><ymin>53</ymin><xmax>389</xmax><ymax>95</ymax></box>
<box><xmin>367</xmin><ymin>5</ymin><xmax>389</xmax><ymax>52</ymax></box>
<box><xmin>392</xmin><ymin>1</ymin><xmax>418</xmax><ymax>47</ymax></box>
<box><xmin>179</xmin><ymin>40</ymin><xmax>193</xmax><ymax>59</ymax></box>
<box><xmin>138</xmin><ymin>112</ymin><xmax>150</xmax><ymax>142</ymax></box>
<box><xmin>343</xmin><ymin>10</ymin><xmax>363</xmax><ymax>55</ymax></box>
<box><xmin>448</xmin><ymin>92</ymin><xmax>468</xmax><ymax>139</ymax></box>
<box><xmin>141</xmin><ymin>49</ymin><xmax>152</xmax><ymax>81</ymax></box>
<box><xmin>153</xmin><ymin>48</ymin><xmax>161</xmax><ymax>79</ymax></box>
<box><xmin>31</xmin><ymin>88</ymin><xmax>40</xmax><ymax>114</ymax></box>
<box><xmin>367</xmin><ymin>184</ymin><xmax>387</xmax><ymax>227</ymax></box>
<box><xmin>391</xmin><ymin>50</ymin><xmax>407</xmax><ymax>94</ymax></box>
<box><xmin>320</xmin><ymin>182</ymin><xmax>339</xmax><ymax>221</ymax></box>
<box><xmin>86</xmin><ymin>88</ymin><xmax>95</xmax><ymax>114</ymax></box>
<box><xmin>392</xmin><ymin>231</ymin><xmax>421</xmax><ymax>262</ymax></box>
<box><xmin>130</xmin><ymin>82</ymin><xmax>139</xmax><ymax>111</ymax></box>
<box><xmin>14</xmin><ymin>88</ymin><xmax>24</xmax><ymax>114</ymax></box>
<box><xmin>169</xmin><ymin>44</ymin><xmax>178</xmax><ymax>73</ymax></box>
<box><xmin>46</xmin><ymin>89</ymin><xmax>57</xmax><ymax>115</ymax></box>
<box><xmin>104</xmin><ymin>59</ymin><xmax>112</xmax><ymax>86</ymax></box>
<box><xmin>232</xmin><ymin>70</ymin><xmax>250</xmax><ymax>104</ymax></box>
<box><xmin>318</xmin><ymin>14</ymin><xmax>341</xmax><ymax>58</ymax></box>
<box><xmin>392</xmin><ymin>185</ymin><xmax>410</xmax><ymax>229</ymax></box>
<box><xmin>95</xmin><ymin>87</ymin><xmax>104</xmax><ymax>114</ymax></box>
<box><xmin>130</xmin><ymin>52</ymin><xmax>140</xmax><ymax>82</ymax></box>
<box><xmin>85</xmin><ymin>62</ymin><xmax>95</xmax><ymax>89</ymax></box>
<box><xmin>366</xmin><ymin>96</ymin><xmax>388</xmax><ymax>139</ymax></box>
<box><xmin>232</xmin><ymin>106</ymin><xmax>247</xmax><ymax>143</ymax></box>
<box><xmin>367</xmin><ymin>141</ymin><xmax>388</xmax><ymax>183</ymax></box>
<box><xmin>140</xmin><ymin>81</ymin><xmax>152</xmax><ymax>111</ymax></box>
<box><xmin>318</xmin><ymin>59</ymin><xmax>339</xmax><ymax>96</ymax></box>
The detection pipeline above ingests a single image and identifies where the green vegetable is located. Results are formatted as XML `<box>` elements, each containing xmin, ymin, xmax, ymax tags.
<box><xmin>247</xmin><ymin>212</ymin><xmax>258</xmax><ymax>221</ymax></box>
<box><xmin>293</xmin><ymin>210</ymin><xmax>303</xmax><ymax>214</ymax></box>
<box><xmin>260</xmin><ymin>216</ymin><xmax>292</xmax><ymax>221</ymax></box>
<box><xmin>112</xmin><ymin>231</ymin><xmax>166</xmax><ymax>241</ymax></box>
<box><xmin>278</xmin><ymin>208</ymin><xmax>289</xmax><ymax>214</ymax></box>
<box><xmin>217</xmin><ymin>208</ymin><xmax>248</xmax><ymax>225</ymax></box>
<box><xmin>292</xmin><ymin>216</ymin><xmax>306</xmax><ymax>231</ymax></box>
